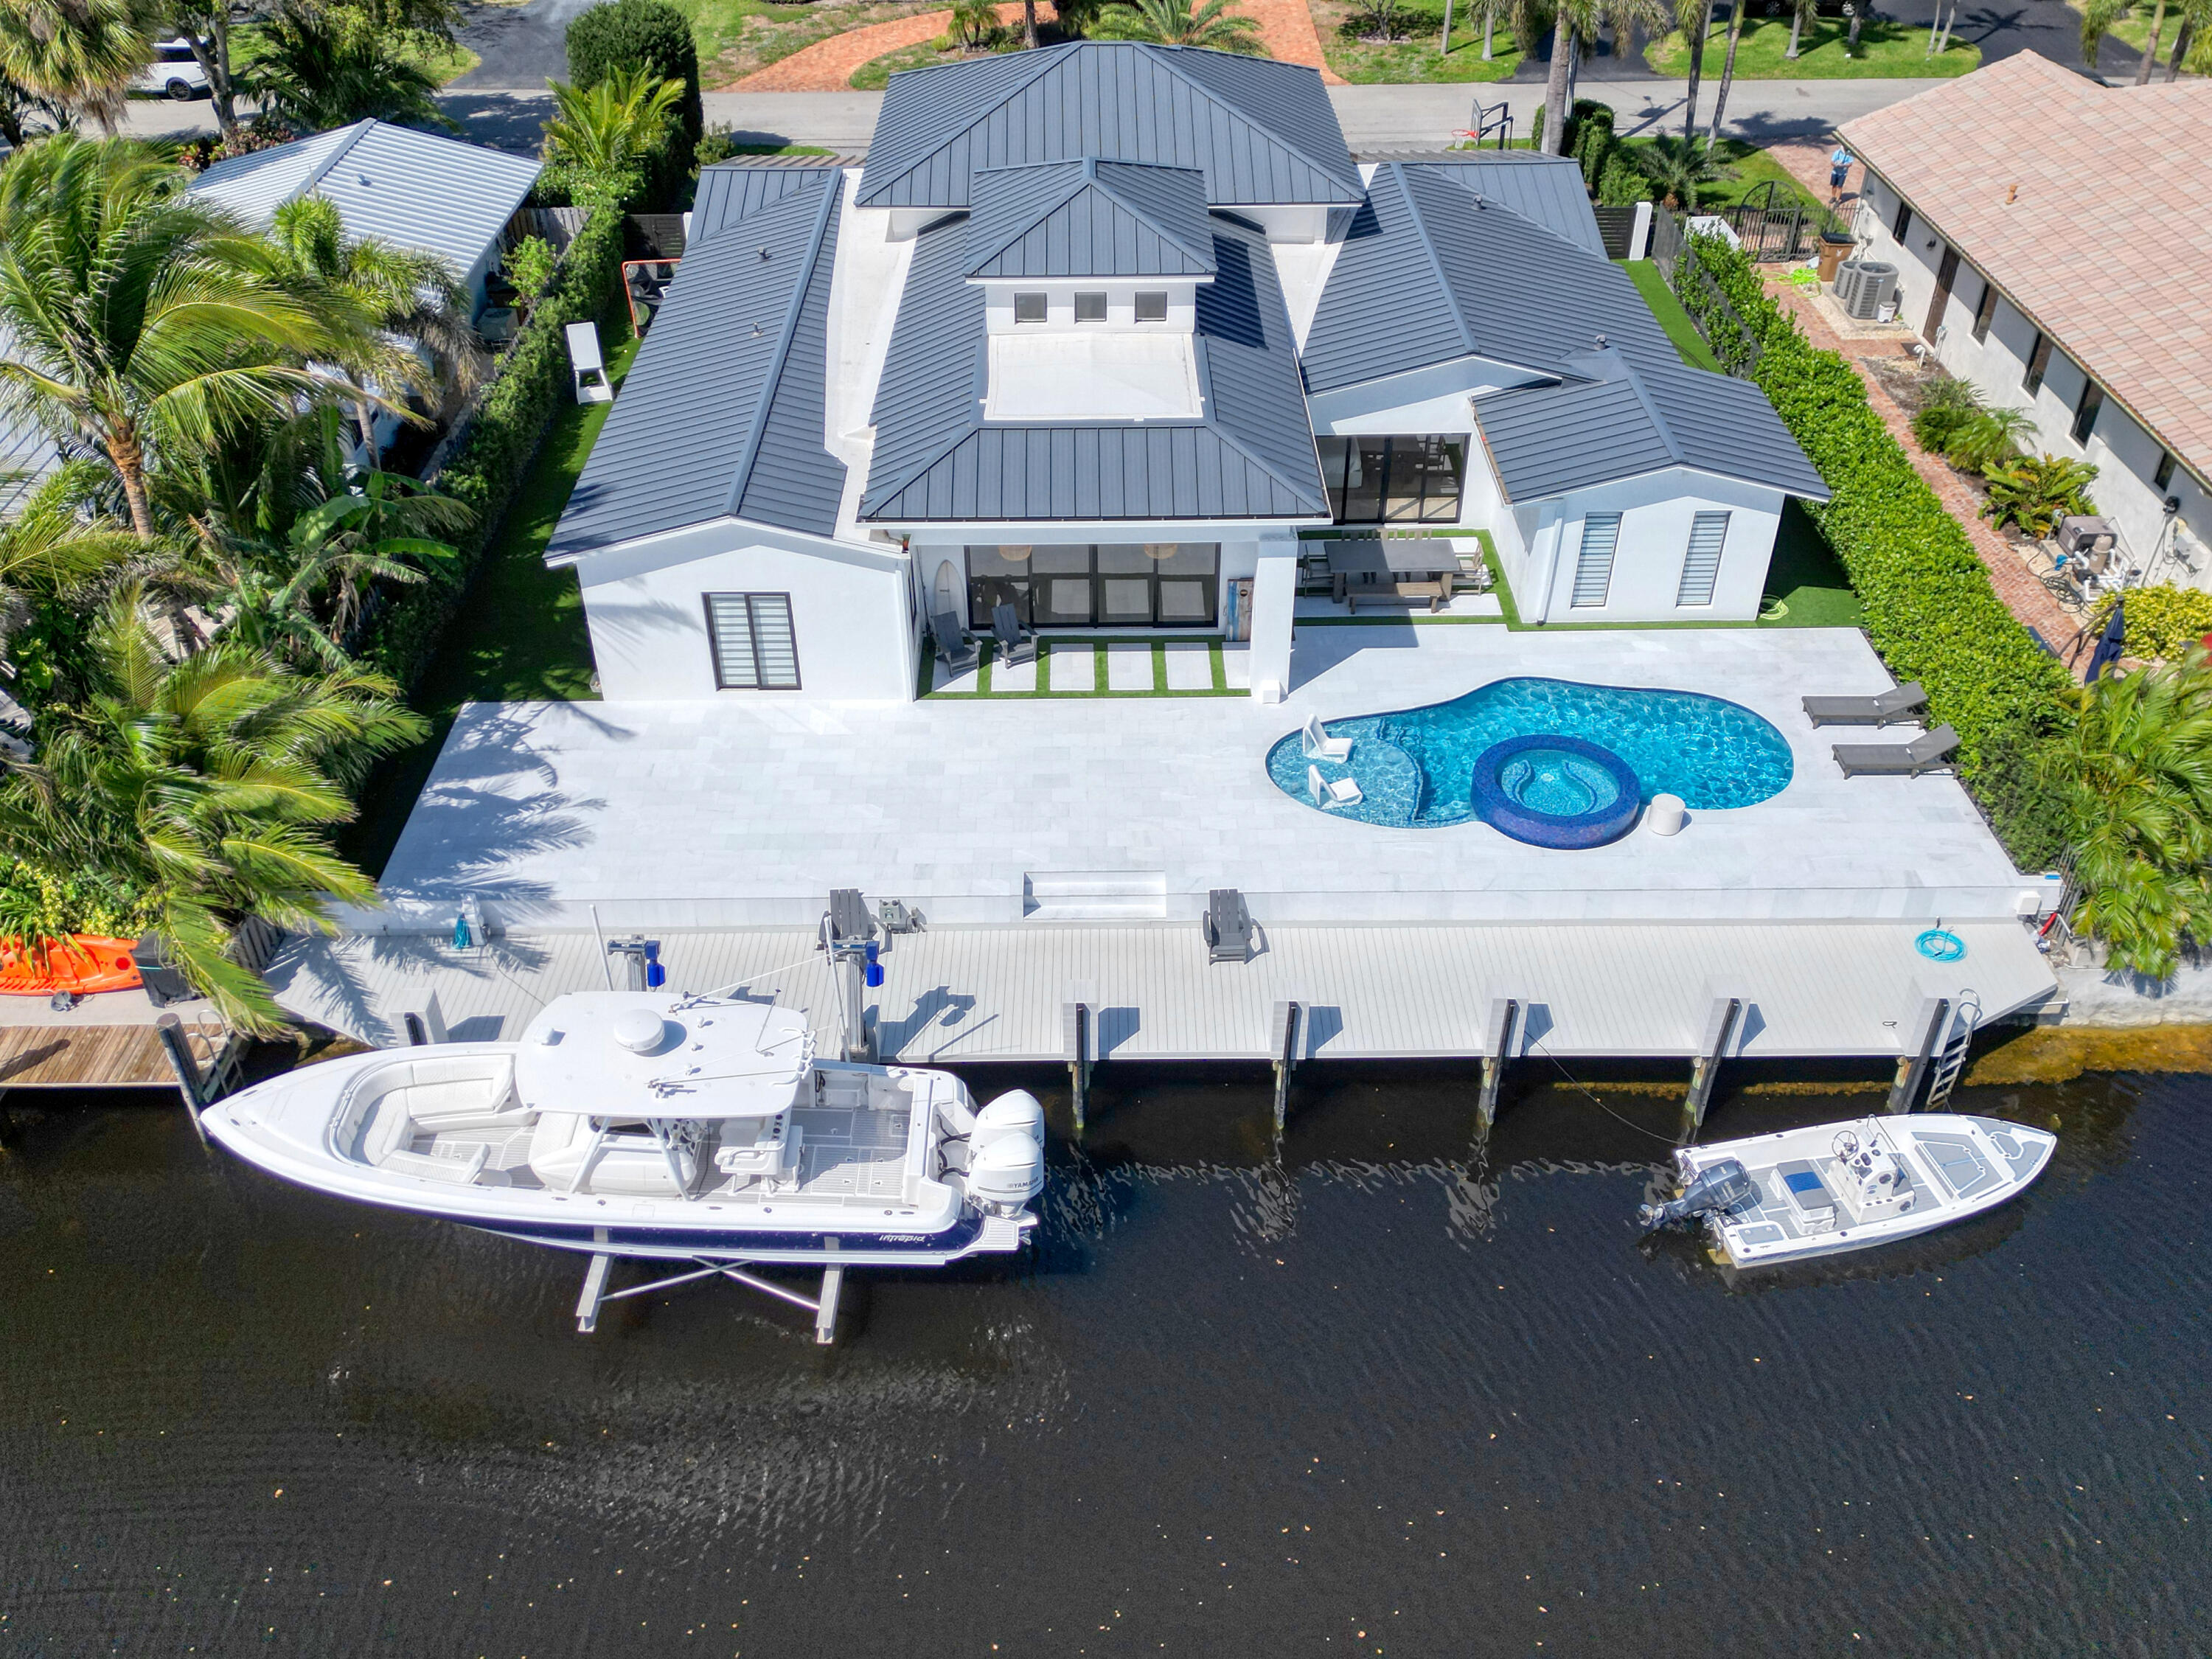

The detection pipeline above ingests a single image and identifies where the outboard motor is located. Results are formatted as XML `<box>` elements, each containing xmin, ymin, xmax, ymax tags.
<box><xmin>973</xmin><ymin>1090</ymin><xmax>1045</xmax><ymax>1152</ymax></box>
<box><xmin>1637</xmin><ymin>1158</ymin><xmax>1756</xmax><ymax>1231</ymax></box>
<box><xmin>968</xmin><ymin>1131</ymin><xmax>1044</xmax><ymax>1210</ymax></box>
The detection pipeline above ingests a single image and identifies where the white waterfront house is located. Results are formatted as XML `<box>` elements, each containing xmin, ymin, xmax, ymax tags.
<box><xmin>1839</xmin><ymin>52</ymin><xmax>2212</xmax><ymax>584</ymax></box>
<box><xmin>546</xmin><ymin>42</ymin><xmax>1827</xmax><ymax>703</ymax></box>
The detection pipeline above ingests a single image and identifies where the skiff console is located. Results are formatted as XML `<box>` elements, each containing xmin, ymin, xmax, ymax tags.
<box><xmin>201</xmin><ymin>991</ymin><xmax>1047</xmax><ymax>1341</ymax></box>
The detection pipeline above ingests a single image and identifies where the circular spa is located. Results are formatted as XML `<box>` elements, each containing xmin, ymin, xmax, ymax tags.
<box><xmin>1267</xmin><ymin>676</ymin><xmax>1794</xmax><ymax>844</ymax></box>
<box><xmin>1469</xmin><ymin>734</ymin><xmax>1641</xmax><ymax>849</ymax></box>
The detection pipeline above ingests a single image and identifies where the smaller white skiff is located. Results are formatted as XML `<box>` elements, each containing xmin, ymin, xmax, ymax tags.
<box><xmin>1656</xmin><ymin>1113</ymin><xmax>2056</xmax><ymax>1267</ymax></box>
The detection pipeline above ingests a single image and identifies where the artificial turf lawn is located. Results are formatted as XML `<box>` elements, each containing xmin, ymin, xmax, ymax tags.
<box><xmin>344</xmin><ymin>329</ymin><xmax>638</xmax><ymax>877</ymax></box>
<box><xmin>1622</xmin><ymin>259</ymin><xmax>1724</xmax><ymax>373</ymax></box>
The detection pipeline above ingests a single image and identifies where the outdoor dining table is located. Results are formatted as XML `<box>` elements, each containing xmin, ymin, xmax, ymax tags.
<box><xmin>1321</xmin><ymin>538</ymin><xmax>1458</xmax><ymax>582</ymax></box>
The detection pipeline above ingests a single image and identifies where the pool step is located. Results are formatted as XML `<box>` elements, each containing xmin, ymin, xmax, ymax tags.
<box><xmin>1022</xmin><ymin>871</ymin><xmax>1168</xmax><ymax>921</ymax></box>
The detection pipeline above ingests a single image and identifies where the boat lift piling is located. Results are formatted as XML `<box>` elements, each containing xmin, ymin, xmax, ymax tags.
<box><xmin>1270</xmin><ymin>1000</ymin><xmax>1302</xmax><ymax>1138</ymax></box>
<box><xmin>1063</xmin><ymin>991</ymin><xmax>1094</xmax><ymax>1137</ymax></box>
<box><xmin>1679</xmin><ymin>995</ymin><xmax>1745</xmax><ymax>1142</ymax></box>
<box><xmin>1477</xmin><ymin>997</ymin><xmax>1518</xmax><ymax>1133</ymax></box>
<box><xmin>823</xmin><ymin>889</ymin><xmax>879</xmax><ymax>1062</ymax></box>
<box><xmin>574</xmin><ymin>1244</ymin><xmax>847</xmax><ymax>1343</ymax></box>
<box><xmin>154</xmin><ymin>1014</ymin><xmax>210</xmax><ymax>1147</ymax></box>
<box><xmin>1887</xmin><ymin>993</ymin><xmax>1953</xmax><ymax>1113</ymax></box>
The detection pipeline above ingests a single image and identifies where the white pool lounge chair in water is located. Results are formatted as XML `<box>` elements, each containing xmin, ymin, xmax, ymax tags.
<box><xmin>1301</xmin><ymin>713</ymin><xmax>1352</xmax><ymax>763</ymax></box>
<box><xmin>1308</xmin><ymin>764</ymin><xmax>1362</xmax><ymax>809</ymax></box>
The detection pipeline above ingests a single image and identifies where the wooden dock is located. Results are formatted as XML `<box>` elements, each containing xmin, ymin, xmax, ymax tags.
<box><xmin>0</xmin><ymin>1009</ymin><xmax>236</xmax><ymax>1093</ymax></box>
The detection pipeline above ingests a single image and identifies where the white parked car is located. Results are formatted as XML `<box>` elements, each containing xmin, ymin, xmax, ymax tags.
<box><xmin>133</xmin><ymin>40</ymin><xmax>209</xmax><ymax>101</ymax></box>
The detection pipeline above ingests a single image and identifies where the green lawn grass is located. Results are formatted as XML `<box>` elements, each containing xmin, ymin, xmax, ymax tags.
<box><xmin>1645</xmin><ymin>15</ymin><xmax>1979</xmax><ymax>77</ymax></box>
<box><xmin>1758</xmin><ymin>498</ymin><xmax>1864</xmax><ymax>628</ymax></box>
<box><xmin>344</xmin><ymin>327</ymin><xmax>636</xmax><ymax>877</ymax></box>
<box><xmin>1622</xmin><ymin>259</ymin><xmax>1722</xmax><ymax>372</ymax></box>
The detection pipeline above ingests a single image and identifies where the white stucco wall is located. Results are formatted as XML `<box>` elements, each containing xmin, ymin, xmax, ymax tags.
<box><xmin>1855</xmin><ymin>176</ymin><xmax>2212</xmax><ymax>588</ymax></box>
<box><xmin>565</xmin><ymin>519</ymin><xmax>917</xmax><ymax>702</ymax></box>
<box><xmin>1486</xmin><ymin>465</ymin><xmax>1784</xmax><ymax>625</ymax></box>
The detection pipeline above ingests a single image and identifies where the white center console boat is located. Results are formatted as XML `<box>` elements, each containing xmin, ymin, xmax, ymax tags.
<box><xmin>201</xmin><ymin>991</ymin><xmax>1046</xmax><ymax>1340</ymax></box>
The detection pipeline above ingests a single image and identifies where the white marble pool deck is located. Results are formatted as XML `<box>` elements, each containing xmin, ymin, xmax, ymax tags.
<box><xmin>365</xmin><ymin>625</ymin><xmax>2043</xmax><ymax>932</ymax></box>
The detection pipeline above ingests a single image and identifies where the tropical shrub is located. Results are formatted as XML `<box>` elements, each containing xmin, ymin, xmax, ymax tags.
<box><xmin>362</xmin><ymin>207</ymin><xmax>626</xmax><ymax>692</ymax></box>
<box><xmin>251</xmin><ymin>1</ymin><xmax>451</xmax><ymax>131</ymax></box>
<box><xmin>2042</xmin><ymin>647</ymin><xmax>2212</xmax><ymax>978</ymax></box>
<box><xmin>1596</xmin><ymin>149</ymin><xmax>1648</xmax><ymax>206</ymax></box>
<box><xmin>1571</xmin><ymin>100</ymin><xmax>1614</xmax><ymax>188</ymax></box>
<box><xmin>1943</xmin><ymin>406</ymin><xmax>2032</xmax><ymax>476</ymax></box>
<box><xmin>1669</xmin><ymin>230</ymin><xmax>2074</xmax><ymax>866</ymax></box>
<box><xmin>565</xmin><ymin>0</ymin><xmax>703</xmax><ymax>150</ymax></box>
<box><xmin>507</xmin><ymin>235</ymin><xmax>557</xmax><ymax>314</ymax></box>
<box><xmin>1094</xmin><ymin>0</ymin><xmax>1265</xmax><ymax>50</ymax></box>
<box><xmin>1981</xmin><ymin>454</ymin><xmax>2098</xmax><ymax>538</ymax></box>
<box><xmin>1907</xmin><ymin>375</ymin><xmax>1980</xmax><ymax>454</ymax></box>
<box><xmin>2090</xmin><ymin>585</ymin><xmax>2212</xmax><ymax>662</ymax></box>
<box><xmin>0</xmin><ymin>855</ymin><xmax>160</xmax><ymax>944</ymax></box>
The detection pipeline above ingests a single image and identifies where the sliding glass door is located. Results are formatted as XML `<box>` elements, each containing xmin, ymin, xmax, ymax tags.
<box><xmin>965</xmin><ymin>543</ymin><xmax>1219</xmax><ymax>628</ymax></box>
<box><xmin>1316</xmin><ymin>435</ymin><xmax>1467</xmax><ymax>524</ymax></box>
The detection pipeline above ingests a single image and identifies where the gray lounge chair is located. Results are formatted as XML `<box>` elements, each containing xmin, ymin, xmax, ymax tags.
<box><xmin>1833</xmin><ymin>724</ymin><xmax>1959</xmax><ymax>778</ymax></box>
<box><xmin>1801</xmin><ymin>681</ymin><xmax>1927</xmax><ymax>727</ymax></box>
<box><xmin>930</xmin><ymin>611</ymin><xmax>978</xmax><ymax>677</ymax></box>
<box><xmin>991</xmin><ymin>602</ymin><xmax>1036</xmax><ymax>667</ymax></box>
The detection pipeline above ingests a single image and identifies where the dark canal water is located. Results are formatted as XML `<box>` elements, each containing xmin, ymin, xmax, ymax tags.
<box><xmin>1</xmin><ymin>1063</ymin><xmax>2206</xmax><ymax>1657</ymax></box>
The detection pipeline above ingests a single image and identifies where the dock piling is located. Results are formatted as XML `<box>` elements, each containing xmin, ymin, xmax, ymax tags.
<box><xmin>1063</xmin><ymin>998</ymin><xmax>1092</xmax><ymax>1137</ymax></box>
<box><xmin>1888</xmin><ymin>995</ymin><xmax>1952</xmax><ymax>1114</ymax></box>
<box><xmin>1680</xmin><ymin>995</ymin><xmax>1744</xmax><ymax>1141</ymax></box>
<box><xmin>154</xmin><ymin>1014</ymin><xmax>209</xmax><ymax>1146</ymax></box>
<box><xmin>1270</xmin><ymin>1000</ymin><xmax>1302</xmax><ymax>1138</ymax></box>
<box><xmin>1478</xmin><ymin>998</ymin><xmax>1518</xmax><ymax>1133</ymax></box>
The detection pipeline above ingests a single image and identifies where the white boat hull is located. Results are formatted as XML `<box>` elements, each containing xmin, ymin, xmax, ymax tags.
<box><xmin>1674</xmin><ymin>1113</ymin><xmax>2055</xmax><ymax>1267</ymax></box>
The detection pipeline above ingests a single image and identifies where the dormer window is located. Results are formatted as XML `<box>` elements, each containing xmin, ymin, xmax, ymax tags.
<box><xmin>1075</xmin><ymin>291</ymin><xmax>1107</xmax><ymax>322</ymax></box>
<box><xmin>1014</xmin><ymin>293</ymin><xmax>1048</xmax><ymax>323</ymax></box>
<box><xmin>1134</xmin><ymin>291</ymin><xmax>1169</xmax><ymax>323</ymax></box>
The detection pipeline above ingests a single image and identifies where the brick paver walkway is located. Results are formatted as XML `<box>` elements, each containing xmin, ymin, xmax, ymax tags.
<box><xmin>1765</xmin><ymin>274</ymin><xmax>2090</xmax><ymax>681</ymax></box>
<box><xmin>730</xmin><ymin>0</ymin><xmax>1340</xmax><ymax>91</ymax></box>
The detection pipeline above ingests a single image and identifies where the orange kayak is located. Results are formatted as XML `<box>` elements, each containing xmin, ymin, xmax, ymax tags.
<box><xmin>0</xmin><ymin>935</ymin><xmax>145</xmax><ymax>996</ymax></box>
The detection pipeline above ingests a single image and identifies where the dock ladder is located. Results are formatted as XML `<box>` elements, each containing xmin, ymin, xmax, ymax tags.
<box><xmin>1923</xmin><ymin>992</ymin><xmax>1981</xmax><ymax>1109</ymax></box>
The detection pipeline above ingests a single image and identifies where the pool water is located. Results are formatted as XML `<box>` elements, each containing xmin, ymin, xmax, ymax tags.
<box><xmin>1268</xmin><ymin>676</ymin><xmax>1794</xmax><ymax>828</ymax></box>
<box><xmin>1500</xmin><ymin>747</ymin><xmax>1617</xmax><ymax>816</ymax></box>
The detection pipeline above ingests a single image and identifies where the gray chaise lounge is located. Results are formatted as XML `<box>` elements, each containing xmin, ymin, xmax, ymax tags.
<box><xmin>1833</xmin><ymin>724</ymin><xmax>1960</xmax><ymax>777</ymax></box>
<box><xmin>1802</xmin><ymin>681</ymin><xmax>1927</xmax><ymax>727</ymax></box>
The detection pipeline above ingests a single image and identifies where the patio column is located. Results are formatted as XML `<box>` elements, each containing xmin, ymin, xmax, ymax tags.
<box><xmin>1248</xmin><ymin>535</ymin><xmax>1299</xmax><ymax>703</ymax></box>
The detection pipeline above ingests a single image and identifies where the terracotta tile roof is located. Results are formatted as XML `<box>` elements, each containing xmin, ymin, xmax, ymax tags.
<box><xmin>1839</xmin><ymin>52</ymin><xmax>2212</xmax><ymax>484</ymax></box>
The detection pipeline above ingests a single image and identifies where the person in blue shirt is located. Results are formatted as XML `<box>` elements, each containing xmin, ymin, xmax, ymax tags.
<box><xmin>1828</xmin><ymin>145</ymin><xmax>1854</xmax><ymax>206</ymax></box>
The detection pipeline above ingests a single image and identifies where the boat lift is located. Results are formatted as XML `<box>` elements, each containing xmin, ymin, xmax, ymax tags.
<box><xmin>574</xmin><ymin>1249</ymin><xmax>846</xmax><ymax>1343</ymax></box>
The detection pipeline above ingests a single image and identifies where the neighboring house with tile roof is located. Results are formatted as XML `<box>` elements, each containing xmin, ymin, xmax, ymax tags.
<box><xmin>1840</xmin><ymin>52</ymin><xmax>2212</xmax><ymax>585</ymax></box>
<box><xmin>545</xmin><ymin>44</ymin><xmax>1826</xmax><ymax>703</ymax></box>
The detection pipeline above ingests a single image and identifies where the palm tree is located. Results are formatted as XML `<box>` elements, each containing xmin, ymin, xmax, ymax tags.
<box><xmin>2079</xmin><ymin>0</ymin><xmax>2130</xmax><ymax>69</ymax></box>
<box><xmin>0</xmin><ymin>462</ymin><xmax>141</xmax><ymax>705</ymax></box>
<box><xmin>252</xmin><ymin>1</ymin><xmax>450</xmax><ymax>131</ymax></box>
<box><xmin>1537</xmin><ymin>0</ymin><xmax>1599</xmax><ymax>153</ymax></box>
<box><xmin>264</xmin><ymin>196</ymin><xmax>484</xmax><ymax>454</ymax></box>
<box><xmin>1098</xmin><ymin>0</ymin><xmax>1265</xmax><ymax>50</ymax></box>
<box><xmin>0</xmin><ymin>582</ymin><xmax>426</xmax><ymax>1029</ymax></box>
<box><xmin>0</xmin><ymin>0</ymin><xmax>154</xmax><ymax>135</ymax></box>
<box><xmin>2136</xmin><ymin>0</ymin><xmax>2168</xmax><ymax>77</ymax></box>
<box><xmin>1633</xmin><ymin>133</ymin><xmax>1736</xmax><ymax>208</ymax></box>
<box><xmin>2043</xmin><ymin>648</ymin><xmax>2212</xmax><ymax>980</ymax></box>
<box><xmin>1674</xmin><ymin>0</ymin><xmax>1710</xmax><ymax>140</ymax></box>
<box><xmin>0</xmin><ymin>68</ymin><xmax>75</xmax><ymax>148</ymax></box>
<box><xmin>1704</xmin><ymin>0</ymin><xmax>1747</xmax><ymax>150</ymax></box>
<box><xmin>542</xmin><ymin>66</ymin><xmax>684</xmax><ymax>174</ymax></box>
<box><xmin>0</xmin><ymin>136</ymin><xmax>383</xmax><ymax>544</ymax></box>
<box><xmin>1787</xmin><ymin>0</ymin><xmax>1816</xmax><ymax>56</ymax></box>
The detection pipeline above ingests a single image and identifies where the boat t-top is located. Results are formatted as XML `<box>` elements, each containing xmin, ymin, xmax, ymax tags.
<box><xmin>201</xmin><ymin>990</ymin><xmax>1046</xmax><ymax>1340</ymax></box>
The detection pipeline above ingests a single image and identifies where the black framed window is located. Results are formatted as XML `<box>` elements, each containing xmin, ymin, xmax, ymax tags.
<box><xmin>1971</xmin><ymin>279</ymin><xmax>1999</xmax><ymax>343</ymax></box>
<box><xmin>1075</xmin><ymin>291</ymin><xmax>1107</xmax><ymax>321</ymax></box>
<box><xmin>1134</xmin><ymin>291</ymin><xmax>1169</xmax><ymax>322</ymax></box>
<box><xmin>964</xmin><ymin>543</ymin><xmax>1217</xmax><ymax>629</ymax></box>
<box><xmin>2154</xmin><ymin>451</ymin><xmax>2177</xmax><ymax>492</ymax></box>
<box><xmin>1014</xmin><ymin>293</ymin><xmax>1047</xmax><ymax>323</ymax></box>
<box><xmin>705</xmin><ymin>593</ymin><xmax>799</xmax><ymax>689</ymax></box>
<box><xmin>1315</xmin><ymin>435</ymin><xmax>1466</xmax><ymax>524</ymax></box>
<box><xmin>1891</xmin><ymin>198</ymin><xmax>1912</xmax><ymax>240</ymax></box>
<box><xmin>2071</xmin><ymin>377</ymin><xmax>2104</xmax><ymax>445</ymax></box>
<box><xmin>2023</xmin><ymin>331</ymin><xmax>2051</xmax><ymax>395</ymax></box>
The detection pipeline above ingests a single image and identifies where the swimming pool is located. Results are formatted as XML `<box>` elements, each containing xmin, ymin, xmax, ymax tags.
<box><xmin>1267</xmin><ymin>676</ymin><xmax>1794</xmax><ymax>832</ymax></box>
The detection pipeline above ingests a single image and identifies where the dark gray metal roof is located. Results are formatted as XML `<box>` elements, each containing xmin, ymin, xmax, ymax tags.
<box><xmin>1397</xmin><ymin>155</ymin><xmax>1603</xmax><ymax>256</ymax></box>
<box><xmin>547</xmin><ymin>174</ymin><xmax>847</xmax><ymax>559</ymax></box>
<box><xmin>862</xmin><ymin>212</ymin><xmax>1324</xmax><ymax>522</ymax></box>
<box><xmin>964</xmin><ymin>159</ymin><xmax>1217</xmax><ymax>279</ymax></box>
<box><xmin>1307</xmin><ymin>163</ymin><xmax>1827</xmax><ymax>501</ymax></box>
<box><xmin>690</xmin><ymin>164</ymin><xmax>841</xmax><ymax>248</ymax></box>
<box><xmin>857</xmin><ymin>42</ymin><xmax>1362</xmax><ymax>212</ymax></box>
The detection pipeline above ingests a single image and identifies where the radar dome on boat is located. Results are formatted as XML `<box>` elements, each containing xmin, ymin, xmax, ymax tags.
<box><xmin>969</xmin><ymin>1132</ymin><xmax>1044</xmax><ymax>1206</ymax></box>
<box><xmin>613</xmin><ymin>1007</ymin><xmax>668</xmax><ymax>1054</ymax></box>
<box><xmin>974</xmin><ymin>1090</ymin><xmax>1045</xmax><ymax>1150</ymax></box>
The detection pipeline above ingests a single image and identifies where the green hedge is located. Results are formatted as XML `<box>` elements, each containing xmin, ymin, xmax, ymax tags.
<box><xmin>1671</xmin><ymin>231</ymin><xmax>2076</xmax><ymax>869</ymax></box>
<box><xmin>363</xmin><ymin>208</ymin><xmax>627</xmax><ymax>693</ymax></box>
